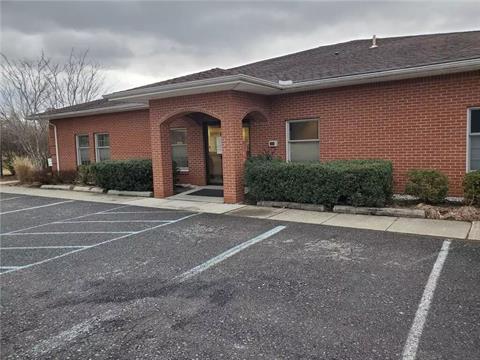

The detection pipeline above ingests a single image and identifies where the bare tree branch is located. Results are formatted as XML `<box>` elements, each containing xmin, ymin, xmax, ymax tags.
<box><xmin>0</xmin><ymin>49</ymin><xmax>107</xmax><ymax>167</ymax></box>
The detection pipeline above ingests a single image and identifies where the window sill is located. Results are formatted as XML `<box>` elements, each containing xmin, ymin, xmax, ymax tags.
<box><xmin>177</xmin><ymin>168</ymin><xmax>189</xmax><ymax>174</ymax></box>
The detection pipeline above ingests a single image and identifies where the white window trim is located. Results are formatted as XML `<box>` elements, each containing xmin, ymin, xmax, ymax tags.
<box><xmin>286</xmin><ymin>119</ymin><xmax>320</xmax><ymax>161</ymax></box>
<box><xmin>95</xmin><ymin>133</ymin><xmax>110</xmax><ymax>162</ymax></box>
<box><xmin>467</xmin><ymin>107</ymin><xmax>480</xmax><ymax>172</ymax></box>
<box><xmin>170</xmin><ymin>127</ymin><xmax>189</xmax><ymax>172</ymax></box>
<box><xmin>75</xmin><ymin>134</ymin><xmax>89</xmax><ymax>166</ymax></box>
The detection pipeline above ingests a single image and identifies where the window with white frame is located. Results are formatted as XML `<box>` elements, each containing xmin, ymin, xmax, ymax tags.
<box><xmin>76</xmin><ymin>134</ymin><xmax>90</xmax><ymax>165</ymax></box>
<box><xmin>170</xmin><ymin>128</ymin><xmax>188</xmax><ymax>170</ymax></box>
<box><xmin>95</xmin><ymin>133</ymin><xmax>110</xmax><ymax>162</ymax></box>
<box><xmin>468</xmin><ymin>108</ymin><xmax>480</xmax><ymax>171</ymax></box>
<box><xmin>287</xmin><ymin>119</ymin><xmax>319</xmax><ymax>162</ymax></box>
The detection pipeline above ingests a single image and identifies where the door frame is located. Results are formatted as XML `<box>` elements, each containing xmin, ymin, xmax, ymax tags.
<box><xmin>203</xmin><ymin>120</ymin><xmax>223</xmax><ymax>185</ymax></box>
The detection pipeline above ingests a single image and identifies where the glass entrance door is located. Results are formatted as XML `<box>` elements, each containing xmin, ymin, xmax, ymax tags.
<box><xmin>206</xmin><ymin>124</ymin><xmax>223</xmax><ymax>185</ymax></box>
<box><xmin>204</xmin><ymin>122</ymin><xmax>251</xmax><ymax>185</ymax></box>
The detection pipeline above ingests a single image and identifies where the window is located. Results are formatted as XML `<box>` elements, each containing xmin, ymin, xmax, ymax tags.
<box><xmin>170</xmin><ymin>128</ymin><xmax>188</xmax><ymax>170</ymax></box>
<box><xmin>468</xmin><ymin>108</ymin><xmax>480</xmax><ymax>171</ymax></box>
<box><xmin>95</xmin><ymin>133</ymin><xmax>110</xmax><ymax>162</ymax></box>
<box><xmin>76</xmin><ymin>135</ymin><xmax>90</xmax><ymax>165</ymax></box>
<box><xmin>287</xmin><ymin>119</ymin><xmax>319</xmax><ymax>162</ymax></box>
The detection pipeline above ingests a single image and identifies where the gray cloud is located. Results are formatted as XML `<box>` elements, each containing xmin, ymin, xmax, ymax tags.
<box><xmin>1</xmin><ymin>1</ymin><xmax>478</xmax><ymax>92</ymax></box>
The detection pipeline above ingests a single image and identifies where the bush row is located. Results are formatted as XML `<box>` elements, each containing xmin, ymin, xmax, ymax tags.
<box><xmin>245</xmin><ymin>158</ymin><xmax>393</xmax><ymax>208</ymax></box>
<box><xmin>84</xmin><ymin>159</ymin><xmax>153</xmax><ymax>191</ymax></box>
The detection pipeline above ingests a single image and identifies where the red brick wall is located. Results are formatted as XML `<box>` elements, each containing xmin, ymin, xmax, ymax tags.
<box><xmin>251</xmin><ymin>72</ymin><xmax>480</xmax><ymax>195</ymax></box>
<box><xmin>169</xmin><ymin>117</ymin><xmax>206</xmax><ymax>186</ymax></box>
<box><xmin>148</xmin><ymin>91</ymin><xmax>270</xmax><ymax>202</ymax></box>
<box><xmin>50</xmin><ymin>71</ymin><xmax>480</xmax><ymax>198</ymax></box>
<box><xmin>50</xmin><ymin>110</ymin><xmax>151</xmax><ymax>170</ymax></box>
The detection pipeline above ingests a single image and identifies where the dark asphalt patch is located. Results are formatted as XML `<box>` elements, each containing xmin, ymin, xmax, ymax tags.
<box><xmin>13</xmin><ymin>221</ymin><xmax>163</xmax><ymax>233</ymax></box>
<box><xmin>1</xmin><ymin>233</ymin><xmax>118</xmax><ymax>248</ymax></box>
<box><xmin>0</xmin><ymin>195</ymin><xmax>69</xmax><ymax>213</ymax></box>
<box><xmin>0</xmin><ymin>192</ymin><xmax>479</xmax><ymax>360</ymax></box>
<box><xmin>106</xmin><ymin>222</ymin><xmax>444</xmax><ymax>360</ymax></box>
<box><xmin>77</xmin><ymin>210</ymin><xmax>192</xmax><ymax>222</ymax></box>
<box><xmin>0</xmin><ymin>197</ymin><xmax>121</xmax><ymax>234</ymax></box>
<box><xmin>1</xmin><ymin>247</ymin><xmax>76</xmax><ymax>267</ymax></box>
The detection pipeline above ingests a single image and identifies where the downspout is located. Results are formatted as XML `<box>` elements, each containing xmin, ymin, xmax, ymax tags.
<box><xmin>49</xmin><ymin>122</ymin><xmax>60</xmax><ymax>173</ymax></box>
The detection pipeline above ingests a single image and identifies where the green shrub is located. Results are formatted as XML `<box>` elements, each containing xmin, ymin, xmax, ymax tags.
<box><xmin>89</xmin><ymin>159</ymin><xmax>152</xmax><ymax>191</ymax></box>
<box><xmin>405</xmin><ymin>169</ymin><xmax>448</xmax><ymax>204</ymax></box>
<box><xmin>463</xmin><ymin>170</ymin><xmax>480</xmax><ymax>206</ymax></box>
<box><xmin>77</xmin><ymin>165</ymin><xmax>95</xmax><ymax>185</ymax></box>
<box><xmin>245</xmin><ymin>158</ymin><xmax>393</xmax><ymax>208</ymax></box>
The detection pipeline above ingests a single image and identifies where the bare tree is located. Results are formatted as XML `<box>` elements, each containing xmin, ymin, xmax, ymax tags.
<box><xmin>0</xmin><ymin>50</ymin><xmax>106</xmax><ymax>169</ymax></box>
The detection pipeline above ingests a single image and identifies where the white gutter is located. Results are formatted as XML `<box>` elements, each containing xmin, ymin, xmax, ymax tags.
<box><xmin>33</xmin><ymin>103</ymin><xmax>149</xmax><ymax>121</ymax></box>
<box><xmin>104</xmin><ymin>58</ymin><xmax>480</xmax><ymax>101</ymax></box>
<box><xmin>104</xmin><ymin>74</ymin><xmax>279</xmax><ymax>100</ymax></box>
<box><xmin>49</xmin><ymin>123</ymin><xmax>60</xmax><ymax>172</ymax></box>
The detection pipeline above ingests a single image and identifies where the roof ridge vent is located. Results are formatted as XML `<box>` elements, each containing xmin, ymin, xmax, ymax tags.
<box><xmin>370</xmin><ymin>35</ymin><xmax>378</xmax><ymax>48</ymax></box>
<box><xmin>278</xmin><ymin>79</ymin><xmax>293</xmax><ymax>86</ymax></box>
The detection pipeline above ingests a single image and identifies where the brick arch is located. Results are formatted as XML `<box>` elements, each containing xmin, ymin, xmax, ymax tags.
<box><xmin>240</xmin><ymin>108</ymin><xmax>270</xmax><ymax>122</ymax></box>
<box><xmin>158</xmin><ymin>108</ymin><xmax>224</xmax><ymax>125</ymax></box>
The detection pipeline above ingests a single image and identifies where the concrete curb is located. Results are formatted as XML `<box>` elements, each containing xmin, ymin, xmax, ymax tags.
<box><xmin>40</xmin><ymin>184</ymin><xmax>73</xmax><ymax>190</ymax></box>
<box><xmin>40</xmin><ymin>184</ymin><xmax>106</xmax><ymax>194</ymax></box>
<box><xmin>107</xmin><ymin>190</ymin><xmax>153</xmax><ymax>197</ymax></box>
<box><xmin>72</xmin><ymin>186</ymin><xmax>105</xmax><ymax>193</ymax></box>
<box><xmin>257</xmin><ymin>201</ymin><xmax>325</xmax><ymax>212</ymax></box>
<box><xmin>333</xmin><ymin>205</ymin><xmax>425</xmax><ymax>218</ymax></box>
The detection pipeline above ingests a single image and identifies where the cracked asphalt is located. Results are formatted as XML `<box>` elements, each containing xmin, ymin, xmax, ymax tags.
<box><xmin>1</xmin><ymin>193</ymin><xmax>479</xmax><ymax>359</ymax></box>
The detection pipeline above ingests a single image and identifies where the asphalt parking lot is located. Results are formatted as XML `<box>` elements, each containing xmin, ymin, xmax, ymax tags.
<box><xmin>1</xmin><ymin>192</ymin><xmax>479</xmax><ymax>359</ymax></box>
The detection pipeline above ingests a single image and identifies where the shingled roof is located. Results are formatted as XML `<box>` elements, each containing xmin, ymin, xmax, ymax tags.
<box><xmin>38</xmin><ymin>30</ymin><xmax>480</xmax><ymax>118</ymax></box>
<box><xmin>119</xmin><ymin>30</ymin><xmax>480</xmax><ymax>92</ymax></box>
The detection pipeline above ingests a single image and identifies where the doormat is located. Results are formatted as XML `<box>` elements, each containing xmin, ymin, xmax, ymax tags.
<box><xmin>187</xmin><ymin>189</ymin><xmax>224</xmax><ymax>197</ymax></box>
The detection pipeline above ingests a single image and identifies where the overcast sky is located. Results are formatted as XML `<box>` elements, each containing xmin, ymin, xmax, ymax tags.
<box><xmin>2</xmin><ymin>1</ymin><xmax>478</xmax><ymax>93</ymax></box>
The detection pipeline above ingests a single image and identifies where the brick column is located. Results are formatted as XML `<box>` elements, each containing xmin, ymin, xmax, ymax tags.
<box><xmin>150</xmin><ymin>117</ymin><xmax>174</xmax><ymax>198</ymax></box>
<box><xmin>222</xmin><ymin>117</ymin><xmax>245</xmax><ymax>203</ymax></box>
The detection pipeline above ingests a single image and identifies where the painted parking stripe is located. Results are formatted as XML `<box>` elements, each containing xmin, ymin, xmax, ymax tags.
<box><xmin>2</xmin><ymin>231</ymin><xmax>135</xmax><ymax>236</ymax></box>
<box><xmin>55</xmin><ymin>220</ymin><xmax>173</xmax><ymax>223</ymax></box>
<box><xmin>1</xmin><ymin>246</ymin><xmax>90</xmax><ymax>250</ymax></box>
<box><xmin>173</xmin><ymin>225</ymin><xmax>287</xmax><ymax>284</ymax></box>
<box><xmin>1</xmin><ymin>204</ymin><xmax>131</xmax><ymax>235</ymax></box>
<box><xmin>0</xmin><ymin>266</ymin><xmax>22</xmax><ymax>270</ymax></box>
<box><xmin>401</xmin><ymin>240</ymin><xmax>451</xmax><ymax>360</ymax></box>
<box><xmin>102</xmin><ymin>211</ymin><xmax>183</xmax><ymax>214</ymax></box>
<box><xmin>0</xmin><ymin>200</ymin><xmax>75</xmax><ymax>215</ymax></box>
<box><xmin>0</xmin><ymin>196</ymin><xmax>23</xmax><ymax>202</ymax></box>
<box><xmin>0</xmin><ymin>213</ymin><xmax>199</xmax><ymax>275</ymax></box>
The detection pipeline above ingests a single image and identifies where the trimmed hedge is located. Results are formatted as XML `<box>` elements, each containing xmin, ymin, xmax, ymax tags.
<box><xmin>405</xmin><ymin>169</ymin><xmax>448</xmax><ymax>204</ymax></box>
<box><xmin>88</xmin><ymin>159</ymin><xmax>153</xmax><ymax>191</ymax></box>
<box><xmin>245</xmin><ymin>158</ymin><xmax>393</xmax><ymax>207</ymax></box>
<box><xmin>463</xmin><ymin>170</ymin><xmax>480</xmax><ymax>205</ymax></box>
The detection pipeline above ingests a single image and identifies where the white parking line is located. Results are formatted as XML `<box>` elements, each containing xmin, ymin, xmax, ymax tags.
<box><xmin>0</xmin><ymin>266</ymin><xmax>22</xmax><ymax>270</ymax></box>
<box><xmin>55</xmin><ymin>220</ymin><xmax>173</xmax><ymax>223</ymax></box>
<box><xmin>101</xmin><ymin>210</ymin><xmax>179</xmax><ymax>214</ymax></box>
<box><xmin>401</xmin><ymin>240</ymin><xmax>451</xmax><ymax>360</ymax></box>
<box><xmin>0</xmin><ymin>196</ymin><xmax>23</xmax><ymax>202</ymax></box>
<box><xmin>1</xmin><ymin>205</ymin><xmax>131</xmax><ymax>235</ymax></box>
<box><xmin>1</xmin><ymin>246</ymin><xmax>90</xmax><ymax>250</ymax></box>
<box><xmin>0</xmin><ymin>200</ymin><xmax>75</xmax><ymax>215</ymax></box>
<box><xmin>3</xmin><ymin>231</ymin><xmax>135</xmax><ymax>236</ymax></box>
<box><xmin>173</xmin><ymin>225</ymin><xmax>287</xmax><ymax>283</ymax></box>
<box><xmin>0</xmin><ymin>213</ymin><xmax>200</xmax><ymax>275</ymax></box>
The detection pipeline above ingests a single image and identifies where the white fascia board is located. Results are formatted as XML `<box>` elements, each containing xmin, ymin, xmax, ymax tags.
<box><xmin>34</xmin><ymin>103</ymin><xmax>149</xmax><ymax>121</ymax></box>
<box><xmin>103</xmin><ymin>74</ymin><xmax>280</xmax><ymax>101</ymax></box>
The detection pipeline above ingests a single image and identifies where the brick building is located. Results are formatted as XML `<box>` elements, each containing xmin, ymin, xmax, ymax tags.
<box><xmin>37</xmin><ymin>31</ymin><xmax>480</xmax><ymax>203</ymax></box>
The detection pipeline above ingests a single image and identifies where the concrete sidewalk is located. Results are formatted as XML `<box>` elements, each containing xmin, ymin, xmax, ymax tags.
<box><xmin>1</xmin><ymin>185</ymin><xmax>477</xmax><ymax>240</ymax></box>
